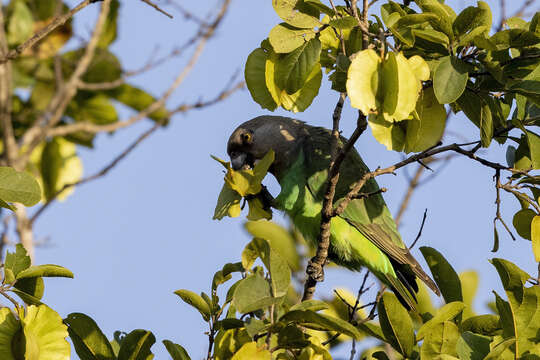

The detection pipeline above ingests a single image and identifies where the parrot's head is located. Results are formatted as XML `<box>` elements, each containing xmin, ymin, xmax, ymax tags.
<box><xmin>227</xmin><ymin>116</ymin><xmax>306</xmax><ymax>176</ymax></box>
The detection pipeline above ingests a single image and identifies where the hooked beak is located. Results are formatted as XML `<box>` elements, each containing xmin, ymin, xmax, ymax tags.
<box><xmin>231</xmin><ymin>153</ymin><xmax>249</xmax><ymax>170</ymax></box>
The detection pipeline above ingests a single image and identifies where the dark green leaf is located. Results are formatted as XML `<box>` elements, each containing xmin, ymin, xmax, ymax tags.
<box><xmin>244</xmin><ymin>48</ymin><xmax>278</xmax><ymax>111</ymax></box>
<box><xmin>456</xmin><ymin>331</ymin><xmax>491</xmax><ymax>360</ymax></box>
<box><xmin>117</xmin><ymin>329</ymin><xmax>155</xmax><ymax>360</ymax></box>
<box><xmin>14</xmin><ymin>277</ymin><xmax>44</xmax><ymax>303</ymax></box>
<box><xmin>512</xmin><ymin>208</ymin><xmax>536</xmax><ymax>240</ymax></box>
<box><xmin>64</xmin><ymin>313</ymin><xmax>115</xmax><ymax>360</ymax></box>
<box><xmin>162</xmin><ymin>340</ymin><xmax>191</xmax><ymax>360</ymax></box>
<box><xmin>490</xmin><ymin>29</ymin><xmax>540</xmax><ymax>49</ymax></box>
<box><xmin>420</xmin><ymin>246</ymin><xmax>463</xmax><ymax>303</ymax></box>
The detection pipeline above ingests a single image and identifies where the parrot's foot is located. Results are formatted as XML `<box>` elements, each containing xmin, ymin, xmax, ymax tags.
<box><xmin>307</xmin><ymin>258</ymin><xmax>325</xmax><ymax>282</ymax></box>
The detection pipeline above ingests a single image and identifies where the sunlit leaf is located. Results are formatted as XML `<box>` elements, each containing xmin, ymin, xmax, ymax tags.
<box><xmin>245</xmin><ymin>48</ymin><xmax>278</xmax><ymax>111</ymax></box>
<box><xmin>231</xmin><ymin>342</ymin><xmax>270</xmax><ymax>360</ymax></box>
<box><xmin>163</xmin><ymin>340</ymin><xmax>191</xmax><ymax>360</ymax></box>
<box><xmin>377</xmin><ymin>293</ymin><xmax>414</xmax><ymax>357</ymax></box>
<box><xmin>269</xmin><ymin>23</ymin><xmax>315</xmax><ymax>53</ymax></box>
<box><xmin>64</xmin><ymin>313</ymin><xmax>115</xmax><ymax>360</ymax></box>
<box><xmin>0</xmin><ymin>167</ymin><xmax>41</xmax><ymax>206</ymax></box>
<box><xmin>0</xmin><ymin>307</ymin><xmax>21</xmax><ymax>360</ymax></box>
<box><xmin>347</xmin><ymin>49</ymin><xmax>381</xmax><ymax>116</ymax></box>
<box><xmin>272</xmin><ymin>0</ymin><xmax>321</xmax><ymax>28</ymax></box>
<box><xmin>174</xmin><ymin>290</ymin><xmax>211</xmax><ymax>322</ymax></box>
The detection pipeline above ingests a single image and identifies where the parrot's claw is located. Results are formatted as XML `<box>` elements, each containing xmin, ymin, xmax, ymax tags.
<box><xmin>307</xmin><ymin>258</ymin><xmax>325</xmax><ymax>282</ymax></box>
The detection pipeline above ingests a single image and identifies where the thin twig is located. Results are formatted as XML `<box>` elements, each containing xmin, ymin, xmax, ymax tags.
<box><xmin>140</xmin><ymin>0</ymin><xmax>174</xmax><ymax>18</ymax></box>
<box><xmin>0</xmin><ymin>0</ymin><xmax>102</xmax><ymax>64</ymax></box>
<box><xmin>409</xmin><ymin>209</ymin><xmax>427</xmax><ymax>250</ymax></box>
<box><xmin>31</xmin><ymin>121</ymin><xmax>162</xmax><ymax>224</ymax></box>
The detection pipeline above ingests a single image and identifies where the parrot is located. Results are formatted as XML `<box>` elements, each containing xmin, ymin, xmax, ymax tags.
<box><xmin>227</xmin><ymin>115</ymin><xmax>440</xmax><ymax>310</ymax></box>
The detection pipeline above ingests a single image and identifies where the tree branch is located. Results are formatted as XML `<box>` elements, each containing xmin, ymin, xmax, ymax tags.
<box><xmin>0</xmin><ymin>0</ymin><xmax>102</xmax><ymax>64</ymax></box>
<box><xmin>140</xmin><ymin>0</ymin><xmax>174</xmax><ymax>19</ymax></box>
<box><xmin>18</xmin><ymin>0</ymin><xmax>112</xmax><ymax>169</ymax></box>
<box><xmin>0</xmin><ymin>8</ymin><xmax>17</xmax><ymax>167</ymax></box>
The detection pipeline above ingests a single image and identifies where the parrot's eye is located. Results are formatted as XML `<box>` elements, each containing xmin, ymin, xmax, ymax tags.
<box><xmin>242</xmin><ymin>132</ymin><xmax>252</xmax><ymax>143</ymax></box>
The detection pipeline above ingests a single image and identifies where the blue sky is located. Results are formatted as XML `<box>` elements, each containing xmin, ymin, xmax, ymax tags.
<box><xmin>17</xmin><ymin>0</ymin><xmax>539</xmax><ymax>358</ymax></box>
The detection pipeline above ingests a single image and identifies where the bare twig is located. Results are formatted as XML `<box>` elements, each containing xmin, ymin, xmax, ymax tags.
<box><xmin>140</xmin><ymin>0</ymin><xmax>174</xmax><ymax>19</ymax></box>
<box><xmin>30</xmin><ymin>121</ymin><xmax>163</xmax><ymax>224</ymax></box>
<box><xmin>19</xmin><ymin>0</ymin><xmax>113</xmax><ymax>168</ymax></box>
<box><xmin>0</xmin><ymin>0</ymin><xmax>102</xmax><ymax>64</ymax></box>
<box><xmin>44</xmin><ymin>0</ymin><xmax>231</xmax><ymax>139</ymax></box>
<box><xmin>493</xmin><ymin>169</ymin><xmax>516</xmax><ymax>251</ymax></box>
<box><xmin>409</xmin><ymin>209</ymin><xmax>428</xmax><ymax>250</ymax></box>
<box><xmin>0</xmin><ymin>9</ymin><xmax>17</xmax><ymax>167</ymax></box>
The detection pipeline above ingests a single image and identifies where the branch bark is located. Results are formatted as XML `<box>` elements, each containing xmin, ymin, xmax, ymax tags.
<box><xmin>0</xmin><ymin>0</ymin><xmax>102</xmax><ymax>65</ymax></box>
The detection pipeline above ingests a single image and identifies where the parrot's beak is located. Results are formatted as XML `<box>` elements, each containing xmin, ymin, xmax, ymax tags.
<box><xmin>231</xmin><ymin>152</ymin><xmax>253</xmax><ymax>171</ymax></box>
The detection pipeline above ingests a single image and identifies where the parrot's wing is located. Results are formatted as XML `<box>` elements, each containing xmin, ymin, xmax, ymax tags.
<box><xmin>344</xmin><ymin>218</ymin><xmax>440</xmax><ymax>296</ymax></box>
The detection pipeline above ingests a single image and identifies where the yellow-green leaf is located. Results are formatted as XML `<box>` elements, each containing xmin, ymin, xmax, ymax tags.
<box><xmin>231</xmin><ymin>342</ymin><xmax>270</xmax><ymax>360</ymax></box>
<box><xmin>407</xmin><ymin>55</ymin><xmax>430</xmax><ymax>82</ymax></box>
<box><xmin>0</xmin><ymin>307</ymin><xmax>21</xmax><ymax>360</ymax></box>
<box><xmin>21</xmin><ymin>305</ymin><xmax>70</xmax><ymax>360</ymax></box>
<box><xmin>531</xmin><ymin>215</ymin><xmax>540</xmax><ymax>261</ymax></box>
<box><xmin>405</xmin><ymin>88</ymin><xmax>446</xmax><ymax>153</ymax></box>
<box><xmin>347</xmin><ymin>49</ymin><xmax>381</xmax><ymax>116</ymax></box>
<box><xmin>368</xmin><ymin>114</ymin><xmax>406</xmax><ymax>151</ymax></box>
<box><xmin>245</xmin><ymin>48</ymin><xmax>278</xmax><ymax>111</ymax></box>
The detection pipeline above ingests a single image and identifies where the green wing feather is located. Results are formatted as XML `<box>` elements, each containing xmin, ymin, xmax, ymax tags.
<box><xmin>302</xmin><ymin>126</ymin><xmax>440</xmax><ymax>303</ymax></box>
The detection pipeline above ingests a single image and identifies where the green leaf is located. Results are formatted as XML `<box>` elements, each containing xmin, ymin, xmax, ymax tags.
<box><xmin>532</xmin><ymin>216</ymin><xmax>540</xmax><ymax>262</ymax></box>
<box><xmin>381</xmin><ymin>52</ymin><xmax>421</xmax><ymax>122</ymax></box>
<box><xmin>280</xmin><ymin>63</ymin><xmax>321</xmax><ymax>112</ymax></box>
<box><xmin>485</xmin><ymin>337</ymin><xmax>516</xmax><ymax>360</ymax></box>
<box><xmin>7</xmin><ymin>0</ymin><xmax>34</xmax><ymax>45</ymax></box>
<box><xmin>117</xmin><ymin>329</ymin><xmax>155</xmax><ymax>360</ymax></box>
<box><xmin>162</xmin><ymin>340</ymin><xmax>191</xmax><ymax>360</ymax></box>
<box><xmin>453</xmin><ymin>5</ymin><xmax>487</xmax><ymax>38</ymax></box>
<box><xmin>14</xmin><ymin>276</ymin><xmax>45</xmax><ymax>302</ymax></box>
<box><xmin>377</xmin><ymin>293</ymin><xmax>415</xmax><ymax>357</ymax></box>
<box><xmin>420</xmin><ymin>246</ymin><xmax>463</xmax><ymax>304</ymax></box>
<box><xmin>174</xmin><ymin>290</ymin><xmax>211</xmax><ymax>321</ymax></box>
<box><xmin>68</xmin><ymin>94</ymin><xmax>119</xmax><ymax>125</ymax></box>
<box><xmin>213</xmin><ymin>329</ymin><xmax>251</xmax><ymax>360</ymax></box>
<box><xmin>213</xmin><ymin>183</ymin><xmax>242</xmax><ymax>220</ymax></box>
<box><xmin>233</xmin><ymin>274</ymin><xmax>282</xmax><ymax>313</ymax></box>
<box><xmin>405</xmin><ymin>88</ymin><xmax>446</xmax><ymax>153</ymax></box>
<box><xmin>491</xmin><ymin>258</ymin><xmax>540</xmax><ymax>357</ymax></box>
<box><xmin>347</xmin><ymin>49</ymin><xmax>382</xmax><ymax>116</ymax></box>
<box><xmin>40</xmin><ymin>137</ymin><xmax>83</xmax><ymax>202</ymax></box>
<box><xmin>64</xmin><ymin>313</ymin><xmax>115</xmax><ymax>360</ymax></box>
<box><xmin>369</xmin><ymin>115</ymin><xmax>407</xmax><ymax>152</ymax></box>
<box><xmin>269</xmin><ymin>23</ymin><xmax>315</xmax><ymax>53</ymax></box>
<box><xmin>0</xmin><ymin>167</ymin><xmax>41</xmax><ymax>206</ymax></box>
<box><xmin>420</xmin><ymin>321</ymin><xmax>460</xmax><ymax>358</ymax></box>
<box><xmin>244</xmin><ymin>221</ymin><xmax>299</xmax><ymax>271</ymax></box>
<box><xmin>494</xmin><ymin>292</ymin><xmax>515</xmax><ymax>339</ymax></box>
<box><xmin>63</xmin><ymin>48</ymin><xmax>121</xmax><ymax>83</ymax></box>
<box><xmin>289</xmin><ymin>299</ymin><xmax>328</xmax><ymax>312</ymax></box>
<box><xmin>490</xmin><ymin>29</ymin><xmax>540</xmax><ymax>50</ymax></box>
<box><xmin>245</xmin><ymin>48</ymin><xmax>278</xmax><ymax>111</ymax></box>
<box><xmin>245</xmin><ymin>238</ymin><xmax>290</xmax><ymax>297</ymax></box>
<box><xmin>417</xmin><ymin>302</ymin><xmax>466</xmax><ymax>340</ymax></box>
<box><xmin>329</xmin><ymin>16</ymin><xmax>357</xmax><ymax>29</ymax></box>
<box><xmin>106</xmin><ymin>84</ymin><xmax>168</xmax><ymax>122</ymax></box>
<box><xmin>433</xmin><ymin>56</ymin><xmax>468</xmax><ymax>104</ymax></box>
<box><xmin>279</xmin><ymin>310</ymin><xmax>361</xmax><ymax>339</ymax></box>
<box><xmin>480</xmin><ymin>99</ymin><xmax>493</xmax><ymax>148</ymax></box>
<box><xmin>16</xmin><ymin>264</ymin><xmax>74</xmax><ymax>280</ymax></box>
<box><xmin>272</xmin><ymin>0</ymin><xmax>321</xmax><ymax>29</ymax></box>
<box><xmin>456</xmin><ymin>331</ymin><xmax>491</xmax><ymax>360</ymax></box>
<box><xmin>276</xmin><ymin>38</ymin><xmax>321</xmax><ymax>94</ymax></box>
<box><xmin>21</xmin><ymin>305</ymin><xmax>70</xmax><ymax>360</ymax></box>
<box><xmin>231</xmin><ymin>342</ymin><xmax>270</xmax><ymax>360</ymax></box>
<box><xmin>459</xmin><ymin>271</ymin><xmax>479</xmax><ymax>319</ymax></box>
<box><xmin>461</xmin><ymin>315</ymin><xmax>501</xmax><ymax>336</ymax></box>
<box><xmin>0</xmin><ymin>307</ymin><xmax>21</xmax><ymax>360</ymax></box>
<box><xmin>97</xmin><ymin>0</ymin><xmax>119</xmax><ymax>48</ymax></box>
<box><xmin>4</xmin><ymin>244</ymin><xmax>31</xmax><ymax>276</ymax></box>
<box><xmin>512</xmin><ymin>208</ymin><xmax>536</xmax><ymax>240</ymax></box>
<box><xmin>415</xmin><ymin>0</ymin><xmax>455</xmax><ymax>40</ymax></box>
<box><xmin>526</xmin><ymin>130</ymin><xmax>540</xmax><ymax>169</ymax></box>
